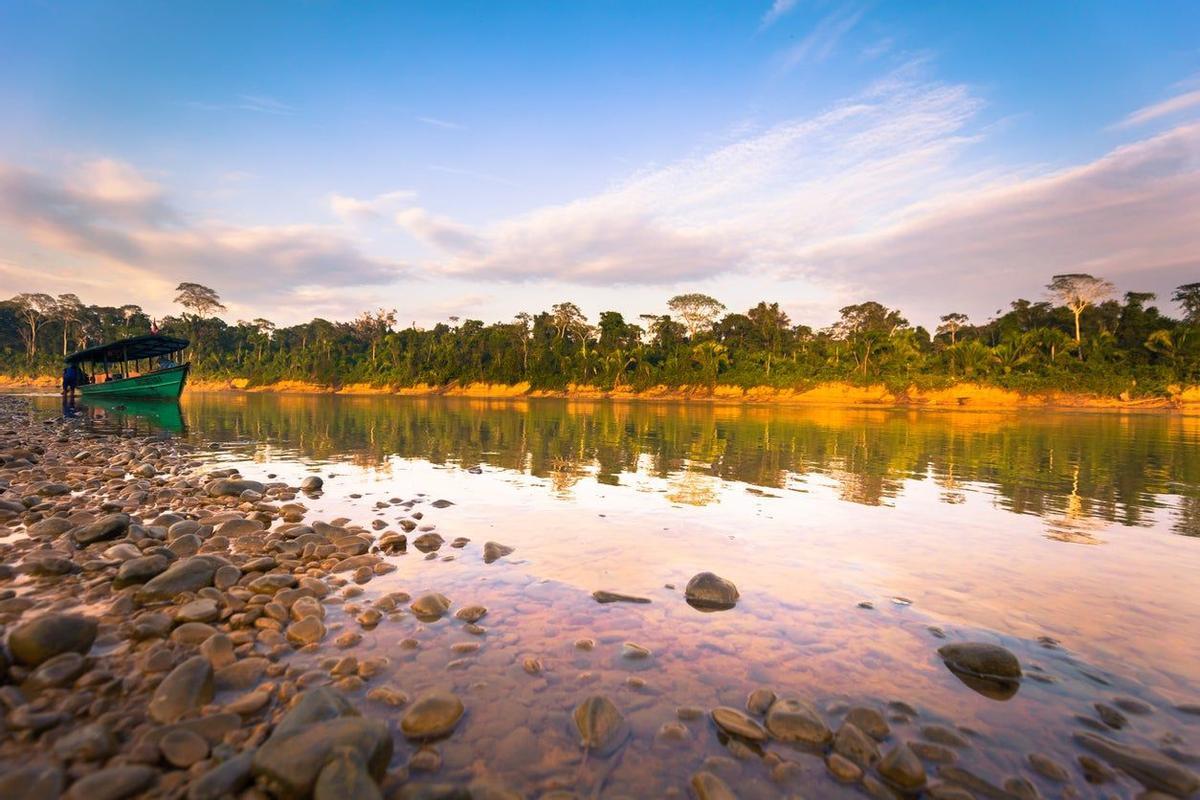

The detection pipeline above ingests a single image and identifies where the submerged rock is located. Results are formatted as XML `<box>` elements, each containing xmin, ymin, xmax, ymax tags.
<box><xmin>765</xmin><ymin>698</ymin><xmax>830</xmax><ymax>745</ymax></box>
<box><xmin>711</xmin><ymin>706</ymin><xmax>767</xmax><ymax>742</ymax></box>
<box><xmin>690</xmin><ymin>771</ymin><xmax>737</xmax><ymax>800</ymax></box>
<box><xmin>410</xmin><ymin>593</ymin><xmax>451</xmax><ymax>621</ymax></box>
<box><xmin>573</xmin><ymin>695</ymin><xmax>629</xmax><ymax>755</ymax></box>
<box><xmin>684</xmin><ymin>572</ymin><xmax>739</xmax><ymax>610</ymax></box>
<box><xmin>254</xmin><ymin>716</ymin><xmax>391</xmax><ymax>798</ymax></box>
<box><xmin>1074</xmin><ymin>732</ymin><xmax>1200</xmax><ymax>796</ymax></box>
<box><xmin>879</xmin><ymin>742</ymin><xmax>927</xmax><ymax>791</ymax></box>
<box><xmin>592</xmin><ymin>590</ymin><xmax>651</xmax><ymax>604</ymax></box>
<box><xmin>482</xmin><ymin>541</ymin><xmax>514</xmax><ymax>563</ymax></box>
<box><xmin>401</xmin><ymin>691</ymin><xmax>465</xmax><ymax>740</ymax></box>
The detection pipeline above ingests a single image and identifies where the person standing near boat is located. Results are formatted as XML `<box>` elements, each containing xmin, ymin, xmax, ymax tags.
<box><xmin>61</xmin><ymin>361</ymin><xmax>82</xmax><ymax>402</ymax></box>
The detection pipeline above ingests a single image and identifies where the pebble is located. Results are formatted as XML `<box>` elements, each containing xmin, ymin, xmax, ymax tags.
<box><xmin>159</xmin><ymin>728</ymin><xmax>209</xmax><ymax>767</ymax></box>
<box><xmin>878</xmin><ymin>742</ymin><xmax>926</xmax><ymax>790</ymax></box>
<box><xmin>711</xmin><ymin>706</ymin><xmax>767</xmax><ymax>742</ymax></box>
<box><xmin>401</xmin><ymin>691</ymin><xmax>465</xmax><ymax>739</ymax></box>
<box><xmin>573</xmin><ymin>695</ymin><xmax>629</xmax><ymax>754</ymax></box>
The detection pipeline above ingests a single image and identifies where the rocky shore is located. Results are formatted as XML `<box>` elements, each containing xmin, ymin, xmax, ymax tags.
<box><xmin>0</xmin><ymin>394</ymin><xmax>1198</xmax><ymax>799</ymax></box>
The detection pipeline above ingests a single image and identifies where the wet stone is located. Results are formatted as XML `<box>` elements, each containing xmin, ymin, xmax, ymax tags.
<box><xmin>574</xmin><ymin>695</ymin><xmax>629</xmax><ymax>755</ymax></box>
<box><xmin>1074</xmin><ymin>731</ymin><xmax>1200</xmax><ymax>796</ymax></box>
<box><xmin>411</xmin><ymin>593</ymin><xmax>451</xmax><ymax>621</ymax></box>
<box><xmin>253</xmin><ymin>716</ymin><xmax>392</xmax><ymax>799</ymax></box>
<box><xmin>149</xmin><ymin>655</ymin><xmax>213</xmax><ymax>723</ymax></box>
<box><xmin>690</xmin><ymin>771</ymin><xmax>737</xmax><ymax>800</ymax></box>
<box><xmin>159</xmin><ymin>728</ymin><xmax>209</xmax><ymax>768</ymax></box>
<box><xmin>53</xmin><ymin>722</ymin><xmax>117</xmax><ymax>761</ymax></box>
<box><xmin>482</xmin><ymin>541</ymin><xmax>514</xmax><ymax>563</ymax></box>
<box><xmin>827</xmin><ymin>752</ymin><xmax>863</xmax><ymax>783</ymax></box>
<box><xmin>7</xmin><ymin>613</ymin><xmax>97</xmax><ymax>666</ymax></box>
<box><xmin>63</xmin><ymin>765</ymin><xmax>159</xmax><ymax>800</ymax></box>
<box><xmin>402</xmin><ymin>691</ymin><xmax>465</xmax><ymax>740</ymax></box>
<box><xmin>186</xmin><ymin>751</ymin><xmax>254</xmax><ymax>800</ymax></box>
<box><xmin>287</xmin><ymin>615</ymin><xmax>326</xmax><ymax>646</ymax></box>
<box><xmin>846</xmin><ymin>705</ymin><xmax>890</xmax><ymax>740</ymax></box>
<box><xmin>592</xmin><ymin>590</ymin><xmax>651</xmax><ymax>604</ymax></box>
<box><xmin>834</xmin><ymin>721</ymin><xmax>881</xmax><ymax>768</ymax></box>
<box><xmin>879</xmin><ymin>742</ymin><xmax>927</xmax><ymax>791</ymax></box>
<box><xmin>765</xmin><ymin>698</ymin><xmax>831</xmax><ymax>745</ymax></box>
<box><xmin>1027</xmin><ymin>752</ymin><xmax>1068</xmax><ymax>782</ymax></box>
<box><xmin>746</xmin><ymin>687</ymin><xmax>776</xmax><ymax>716</ymax></box>
<box><xmin>684</xmin><ymin>571</ymin><xmax>739</xmax><ymax>610</ymax></box>
<box><xmin>454</xmin><ymin>604</ymin><xmax>487</xmax><ymax>623</ymax></box>
<box><xmin>314</xmin><ymin>746</ymin><xmax>382</xmax><ymax>800</ymax></box>
<box><xmin>711</xmin><ymin>706</ymin><xmax>767</xmax><ymax>742</ymax></box>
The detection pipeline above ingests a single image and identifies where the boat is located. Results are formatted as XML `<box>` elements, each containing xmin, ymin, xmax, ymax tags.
<box><xmin>66</xmin><ymin>334</ymin><xmax>191</xmax><ymax>400</ymax></box>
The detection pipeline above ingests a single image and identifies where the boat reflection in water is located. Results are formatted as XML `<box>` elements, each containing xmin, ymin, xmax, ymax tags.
<box><xmin>78</xmin><ymin>396</ymin><xmax>187</xmax><ymax>435</ymax></box>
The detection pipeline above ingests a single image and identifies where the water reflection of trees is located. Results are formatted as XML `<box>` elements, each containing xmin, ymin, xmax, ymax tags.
<box><xmin>181</xmin><ymin>395</ymin><xmax>1200</xmax><ymax>536</ymax></box>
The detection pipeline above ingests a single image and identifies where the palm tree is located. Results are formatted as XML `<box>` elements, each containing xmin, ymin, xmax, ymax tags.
<box><xmin>692</xmin><ymin>341</ymin><xmax>730</xmax><ymax>389</ymax></box>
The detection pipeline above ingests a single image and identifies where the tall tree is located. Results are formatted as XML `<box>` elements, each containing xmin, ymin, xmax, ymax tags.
<box><xmin>174</xmin><ymin>282</ymin><xmax>226</xmax><ymax>320</ymax></box>
<box><xmin>9</xmin><ymin>293</ymin><xmax>54</xmax><ymax>359</ymax></box>
<box><xmin>1047</xmin><ymin>273</ymin><xmax>1114</xmax><ymax>344</ymax></box>
<box><xmin>667</xmin><ymin>293</ymin><xmax>725</xmax><ymax>339</ymax></box>
<box><xmin>1173</xmin><ymin>283</ymin><xmax>1200</xmax><ymax>324</ymax></box>
<box><xmin>937</xmin><ymin>312</ymin><xmax>969</xmax><ymax>344</ymax></box>
<box><xmin>55</xmin><ymin>293</ymin><xmax>85</xmax><ymax>355</ymax></box>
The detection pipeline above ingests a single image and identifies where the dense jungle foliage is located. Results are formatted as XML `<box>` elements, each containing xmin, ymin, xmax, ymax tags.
<box><xmin>3</xmin><ymin>277</ymin><xmax>1200</xmax><ymax>397</ymax></box>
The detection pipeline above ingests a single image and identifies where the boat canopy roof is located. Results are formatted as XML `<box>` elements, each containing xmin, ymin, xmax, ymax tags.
<box><xmin>66</xmin><ymin>334</ymin><xmax>189</xmax><ymax>365</ymax></box>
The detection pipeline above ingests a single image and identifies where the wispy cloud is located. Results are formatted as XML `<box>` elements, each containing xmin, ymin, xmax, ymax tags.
<box><xmin>184</xmin><ymin>94</ymin><xmax>295</xmax><ymax>115</ymax></box>
<box><xmin>329</xmin><ymin>189</ymin><xmax>418</xmax><ymax>222</ymax></box>
<box><xmin>760</xmin><ymin>0</ymin><xmax>799</xmax><ymax>29</ymax></box>
<box><xmin>780</xmin><ymin>5</ymin><xmax>864</xmax><ymax>69</ymax></box>
<box><xmin>1119</xmin><ymin>88</ymin><xmax>1200</xmax><ymax>128</ymax></box>
<box><xmin>387</xmin><ymin>70</ymin><xmax>1200</xmax><ymax>324</ymax></box>
<box><xmin>417</xmin><ymin>116</ymin><xmax>465</xmax><ymax>131</ymax></box>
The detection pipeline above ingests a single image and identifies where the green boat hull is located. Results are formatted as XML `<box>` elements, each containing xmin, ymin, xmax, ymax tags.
<box><xmin>79</xmin><ymin>364</ymin><xmax>189</xmax><ymax>400</ymax></box>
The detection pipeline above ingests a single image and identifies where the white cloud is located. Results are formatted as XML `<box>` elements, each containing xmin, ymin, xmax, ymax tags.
<box><xmin>0</xmin><ymin>159</ymin><xmax>404</xmax><ymax>310</ymax></box>
<box><xmin>760</xmin><ymin>0</ymin><xmax>799</xmax><ymax>29</ymax></box>
<box><xmin>417</xmin><ymin>116</ymin><xmax>465</xmax><ymax>130</ymax></box>
<box><xmin>1120</xmin><ymin>88</ymin><xmax>1200</xmax><ymax>128</ymax></box>
<box><xmin>779</xmin><ymin>5</ymin><xmax>864</xmax><ymax>69</ymax></box>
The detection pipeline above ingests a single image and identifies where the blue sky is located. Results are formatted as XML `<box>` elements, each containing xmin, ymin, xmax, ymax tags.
<box><xmin>1</xmin><ymin>1</ymin><xmax>1198</xmax><ymax>327</ymax></box>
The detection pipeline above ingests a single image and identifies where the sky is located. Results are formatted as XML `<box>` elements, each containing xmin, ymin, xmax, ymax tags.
<box><xmin>1</xmin><ymin>0</ymin><xmax>1198</xmax><ymax>330</ymax></box>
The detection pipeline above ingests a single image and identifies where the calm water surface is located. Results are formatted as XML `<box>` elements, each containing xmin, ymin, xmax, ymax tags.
<box><xmin>33</xmin><ymin>393</ymin><xmax>1200</xmax><ymax>798</ymax></box>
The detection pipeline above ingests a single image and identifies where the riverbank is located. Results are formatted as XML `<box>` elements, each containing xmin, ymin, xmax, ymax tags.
<box><xmin>2</xmin><ymin>394</ymin><xmax>1198</xmax><ymax>798</ymax></box>
<box><xmin>6</xmin><ymin>373</ymin><xmax>1200</xmax><ymax>412</ymax></box>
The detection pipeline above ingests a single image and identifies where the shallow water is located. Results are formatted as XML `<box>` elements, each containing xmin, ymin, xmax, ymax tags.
<box><xmin>32</xmin><ymin>393</ymin><xmax>1200</xmax><ymax>797</ymax></box>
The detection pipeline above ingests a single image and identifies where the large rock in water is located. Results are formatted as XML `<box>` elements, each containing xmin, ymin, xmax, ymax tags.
<box><xmin>135</xmin><ymin>556</ymin><xmax>224</xmax><ymax>603</ymax></box>
<box><xmin>254</xmin><ymin>717</ymin><xmax>392</xmax><ymax>799</ymax></box>
<box><xmin>206</xmin><ymin>478</ymin><xmax>265</xmax><ymax>497</ymax></box>
<box><xmin>69</xmin><ymin>513</ymin><xmax>130</xmax><ymax>547</ymax></box>
<box><xmin>572</xmin><ymin>695</ymin><xmax>628</xmax><ymax>755</ymax></box>
<box><xmin>937</xmin><ymin>642</ymin><xmax>1022</xmax><ymax>680</ymax></box>
<box><xmin>684</xmin><ymin>572</ymin><xmax>740</xmax><ymax>610</ymax></box>
<box><xmin>938</xmin><ymin>641</ymin><xmax>1022</xmax><ymax>700</ymax></box>
<box><xmin>7</xmin><ymin>613</ymin><xmax>97</xmax><ymax>666</ymax></box>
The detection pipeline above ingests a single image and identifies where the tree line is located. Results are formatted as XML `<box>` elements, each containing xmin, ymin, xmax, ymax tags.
<box><xmin>3</xmin><ymin>275</ymin><xmax>1200</xmax><ymax>397</ymax></box>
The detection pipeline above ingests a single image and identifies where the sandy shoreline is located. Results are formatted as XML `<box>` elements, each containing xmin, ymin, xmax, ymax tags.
<box><xmin>4</xmin><ymin>375</ymin><xmax>1200</xmax><ymax>413</ymax></box>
